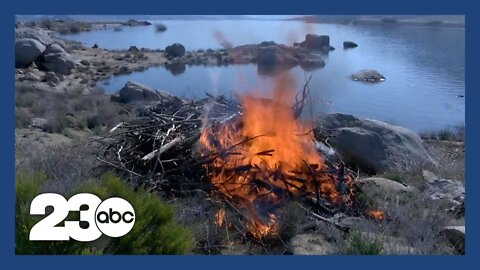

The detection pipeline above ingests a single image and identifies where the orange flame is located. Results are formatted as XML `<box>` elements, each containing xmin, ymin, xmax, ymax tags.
<box><xmin>200</xmin><ymin>72</ymin><xmax>353</xmax><ymax>238</ymax></box>
<box><xmin>366</xmin><ymin>209</ymin><xmax>384</xmax><ymax>221</ymax></box>
<box><xmin>215</xmin><ymin>208</ymin><xmax>226</xmax><ymax>227</ymax></box>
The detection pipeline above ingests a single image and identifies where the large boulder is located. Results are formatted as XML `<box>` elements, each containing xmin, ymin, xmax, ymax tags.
<box><xmin>15</xmin><ymin>38</ymin><xmax>46</xmax><ymax>67</ymax></box>
<box><xmin>36</xmin><ymin>43</ymin><xmax>79</xmax><ymax>75</ymax></box>
<box><xmin>15</xmin><ymin>27</ymin><xmax>54</xmax><ymax>46</ymax></box>
<box><xmin>351</xmin><ymin>69</ymin><xmax>385</xmax><ymax>82</ymax></box>
<box><xmin>316</xmin><ymin>113</ymin><xmax>436</xmax><ymax>174</ymax></box>
<box><xmin>303</xmin><ymin>34</ymin><xmax>330</xmax><ymax>50</ymax></box>
<box><xmin>295</xmin><ymin>34</ymin><xmax>334</xmax><ymax>53</ymax></box>
<box><xmin>165</xmin><ymin>43</ymin><xmax>186</xmax><ymax>57</ymax></box>
<box><xmin>118</xmin><ymin>81</ymin><xmax>166</xmax><ymax>103</ymax></box>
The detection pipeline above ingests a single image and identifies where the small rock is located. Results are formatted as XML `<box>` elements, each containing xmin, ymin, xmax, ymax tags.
<box><xmin>124</xmin><ymin>19</ymin><xmax>152</xmax><ymax>26</ymax></box>
<box><xmin>155</xmin><ymin>23</ymin><xmax>167</xmax><ymax>32</ymax></box>
<box><xmin>351</xmin><ymin>69</ymin><xmax>385</xmax><ymax>82</ymax></box>
<box><xmin>357</xmin><ymin>177</ymin><xmax>417</xmax><ymax>194</ymax></box>
<box><xmin>21</xmin><ymin>72</ymin><xmax>41</xmax><ymax>82</ymax></box>
<box><xmin>44</xmin><ymin>71</ymin><xmax>60</xmax><ymax>84</ymax></box>
<box><xmin>128</xmin><ymin>46</ymin><xmax>139</xmax><ymax>52</ymax></box>
<box><xmin>423</xmin><ymin>178</ymin><xmax>464</xmax><ymax>207</ymax></box>
<box><xmin>92</xmin><ymin>43</ymin><xmax>99</xmax><ymax>49</ymax></box>
<box><xmin>343</xmin><ymin>41</ymin><xmax>358</xmax><ymax>48</ymax></box>
<box><xmin>30</xmin><ymin>118</ymin><xmax>48</xmax><ymax>130</ymax></box>
<box><xmin>80</xmin><ymin>59</ymin><xmax>90</xmax><ymax>66</ymax></box>
<box><xmin>439</xmin><ymin>226</ymin><xmax>465</xmax><ymax>254</ymax></box>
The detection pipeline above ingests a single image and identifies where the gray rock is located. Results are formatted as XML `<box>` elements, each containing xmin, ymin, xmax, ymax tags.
<box><xmin>124</xmin><ymin>19</ymin><xmax>152</xmax><ymax>26</ymax></box>
<box><xmin>15</xmin><ymin>38</ymin><xmax>46</xmax><ymax>67</ymax></box>
<box><xmin>317</xmin><ymin>113</ymin><xmax>436</xmax><ymax>174</ymax></box>
<box><xmin>128</xmin><ymin>46</ymin><xmax>140</xmax><ymax>52</ymax></box>
<box><xmin>155</xmin><ymin>23</ymin><xmax>167</xmax><ymax>32</ymax></box>
<box><xmin>351</xmin><ymin>69</ymin><xmax>385</xmax><ymax>82</ymax></box>
<box><xmin>343</xmin><ymin>41</ymin><xmax>358</xmax><ymax>48</ymax></box>
<box><xmin>44</xmin><ymin>71</ymin><xmax>60</xmax><ymax>84</ymax></box>
<box><xmin>15</xmin><ymin>27</ymin><xmax>53</xmax><ymax>46</ymax></box>
<box><xmin>423</xmin><ymin>178</ymin><xmax>464</xmax><ymax>206</ymax></box>
<box><xmin>118</xmin><ymin>81</ymin><xmax>164</xmax><ymax>103</ymax></box>
<box><xmin>30</xmin><ymin>118</ymin><xmax>48</xmax><ymax>130</ymax></box>
<box><xmin>440</xmin><ymin>226</ymin><xmax>465</xmax><ymax>254</ymax></box>
<box><xmin>257</xmin><ymin>46</ymin><xmax>298</xmax><ymax>68</ymax></box>
<box><xmin>36</xmin><ymin>43</ymin><xmax>79</xmax><ymax>75</ymax></box>
<box><xmin>357</xmin><ymin>177</ymin><xmax>417</xmax><ymax>194</ymax></box>
<box><xmin>43</xmin><ymin>43</ymin><xmax>67</xmax><ymax>54</ymax></box>
<box><xmin>356</xmin><ymin>177</ymin><xmax>417</xmax><ymax>209</ymax></box>
<box><xmin>20</xmin><ymin>72</ymin><xmax>41</xmax><ymax>82</ymax></box>
<box><xmin>80</xmin><ymin>59</ymin><xmax>90</xmax><ymax>66</ymax></box>
<box><xmin>165</xmin><ymin>43</ymin><xmax>186</xmax><ymax>57</ymax></box>
<box><xmin>300</xmin><ymin>34</ymin><xmax>330</xmax><ymax>50</ymax></box>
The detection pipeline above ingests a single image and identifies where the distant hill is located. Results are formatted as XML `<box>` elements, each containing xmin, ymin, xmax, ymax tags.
<box><xmin>289</xmin><ymin>15</ymin><xmax>465</xmax><ymax>27</ymax></box>
<box><xmin>15</xmin><ymin>15</ymin><xmax>253</xmax><ymax>22</ymax></box>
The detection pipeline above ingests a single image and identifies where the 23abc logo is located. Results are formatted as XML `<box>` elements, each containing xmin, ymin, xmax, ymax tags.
<box><xmin>29</xmin><ymin>193</ymin><xmax>135</xmax><ymax>242</ymax></box>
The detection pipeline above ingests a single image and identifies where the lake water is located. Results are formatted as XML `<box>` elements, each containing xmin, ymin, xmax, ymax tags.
<box><xmin>61</xmin><ymin>20</ymin><xmax>465</xmax><ymax>132</ymax></box>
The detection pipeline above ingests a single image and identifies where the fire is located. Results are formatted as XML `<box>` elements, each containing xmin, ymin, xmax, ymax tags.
<box><xmin>200</xmin><ymin>73</ymin><xmax>354</xmax><ymax>238</ymax></box>
<box><xmin>215</xmin><ymin>208</ymin><xmax>226</xmax><ymax>227</ymax></box>
<box><xmin>366</xmin><ymin>209</ymin><xmax>384</xmax><ymax>221</ymax></box>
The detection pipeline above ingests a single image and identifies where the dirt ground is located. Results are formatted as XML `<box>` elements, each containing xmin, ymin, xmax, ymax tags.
<box><xmin>423</xmin><ymin>139</ymin><xmax>465</xmax><ymax>181</ymax></box>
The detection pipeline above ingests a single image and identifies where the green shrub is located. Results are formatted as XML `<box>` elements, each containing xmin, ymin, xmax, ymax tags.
<box><xmin>343</xmin><ymin>232</ymin><xmax>384</xmax><ymax>255</ymax></box>
<box><xmin>15</xmin><ymin>171</ymin><xmax>94</xmax><ymax>254</ymax></box>
<box><xmin>15</xmin><ymin>172</ymin><xmax>193</xmax><ymax>255</ymax></box>
<box><xmin>77</xmin><ymin>174</ymin><xmax>194</xmax><ymax>254</ymax></box>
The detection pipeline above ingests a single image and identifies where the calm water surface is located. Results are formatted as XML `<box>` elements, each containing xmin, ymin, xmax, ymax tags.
<box><xmin>61</xmin><ymin>20</ymin><xmax>465</xmax><ymax>132</ymax></box>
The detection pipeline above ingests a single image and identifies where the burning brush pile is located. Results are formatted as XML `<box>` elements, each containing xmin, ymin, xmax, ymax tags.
<box><xmin>99</xmin><ymin>73</ymin><xmax>381</xmax><ymax>240</ymax></box>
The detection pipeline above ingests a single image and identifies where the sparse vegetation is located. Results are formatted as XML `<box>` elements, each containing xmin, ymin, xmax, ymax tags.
<box><xmin>420</xmin><ymin>124</ymin><xmax>465</xmax><ymax>141</ymax></box>
<box><xmin>341</xmin><ymin>231</ymin><xmax>384</xmax><ymax>255</ymax></box>
<box><xmin>15</xmin><ymin>83</ymin><xmax>132</xmax><ymax>136</ymax></box>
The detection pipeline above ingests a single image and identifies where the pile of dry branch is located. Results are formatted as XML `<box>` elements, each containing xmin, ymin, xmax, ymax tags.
<box><xmin>98</xmin><ymin>84</ymin><xmax>372</xmax><ymax>238</ymax></box>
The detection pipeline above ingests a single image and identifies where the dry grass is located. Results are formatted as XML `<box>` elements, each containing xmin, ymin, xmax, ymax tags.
<box><xmin>15</xmin><ymin>83</ymin><xmax>132</xmax><ymax>136</ymax></box>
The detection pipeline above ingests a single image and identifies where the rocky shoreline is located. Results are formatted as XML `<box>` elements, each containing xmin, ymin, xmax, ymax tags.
<box><xmin>16</xmin><ymin>24</ymin><xmax>386</xmax><ymax>95</ymax></box>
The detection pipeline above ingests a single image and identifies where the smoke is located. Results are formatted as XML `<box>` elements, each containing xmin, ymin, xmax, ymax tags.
<box><xmin>213</xmin><ymin>30</ymin><xmax>233</xmax><ymax>49</ymax></box>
